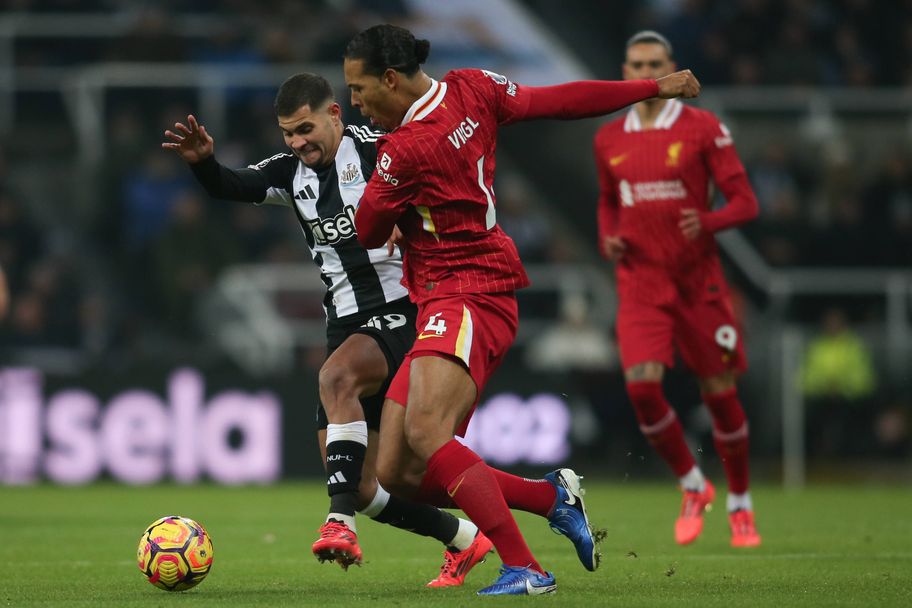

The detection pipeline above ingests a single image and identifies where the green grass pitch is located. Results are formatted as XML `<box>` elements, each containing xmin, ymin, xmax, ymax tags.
<box><xmin>1</xmin><ymin>481</ymin><xmax>909</xmax><ymax>606</ymax></box>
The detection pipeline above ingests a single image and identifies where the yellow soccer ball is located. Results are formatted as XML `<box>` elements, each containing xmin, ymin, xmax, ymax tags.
<box><xmin>137</xmin><ymin>515</ymin><xmax>214</xmax><ymax>591</ymax></box>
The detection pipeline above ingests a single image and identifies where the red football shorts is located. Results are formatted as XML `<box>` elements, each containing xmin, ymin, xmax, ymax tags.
<box><xmin>386</xmin><ymin>292</ymin><xmax>518</xmax><ymax>436</ymax></box>
<box><xmin>616</xmin><ymin>291</ymin><xmax>747</xmax><ymax>377</ymax></box>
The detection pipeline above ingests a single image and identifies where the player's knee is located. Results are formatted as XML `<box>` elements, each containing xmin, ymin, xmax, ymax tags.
<box><xmin>698</xmin><ymin>373</ymin><xmax>736</xmax><ymax>395</ymax></box>
<box><xmin>402</xmin><ymin>412</ymin><xmax>447</xmax><ymax>460</ymax></box>
<box><xmin>402</xmin><ymin>419</ymin><xmax>427</xmax><ymax>455</ymax></box>
<box><xmin>702</xmin><ymin>385</ymin><xmax>745</xmax><ymax>432</ymax></box>
<box><xmin>318</xmin><ymin>363</ymin><xmax>360</xmax><ymax>404</ymax></box>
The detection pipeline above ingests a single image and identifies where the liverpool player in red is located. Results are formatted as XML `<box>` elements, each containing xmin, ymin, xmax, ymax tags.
<box><xmin>345</xmin><ymin>24</ymin><xmax>700</xmax><ymax>594</ymax></box>
<box><xmin>593</xmin><ymin>31</ymin><xmax>761</xmax><ymax>548</ymax></box>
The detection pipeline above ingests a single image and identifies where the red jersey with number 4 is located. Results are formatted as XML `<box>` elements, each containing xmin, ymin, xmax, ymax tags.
<box><xmin>593</xmin><ymin>100</ymin><xmax>758</xmax><ymax>306</ymax></box>
<box><xmin>358</xmin><ymin>69</ymin><xmax>532</xmax><ymax>303</ymax></box>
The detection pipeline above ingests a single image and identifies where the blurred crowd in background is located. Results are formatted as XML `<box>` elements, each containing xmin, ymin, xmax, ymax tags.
<box><xmin>1</xmin><ymin>0</ymin><xmax>910</xmax><ymax>462</ymax></box>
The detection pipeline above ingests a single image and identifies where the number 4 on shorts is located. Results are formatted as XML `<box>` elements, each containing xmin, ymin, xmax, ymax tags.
<box><xmin>424</xmin><ymin>313</ymin><xmax>447</xmax><ymax>336</ymax></box>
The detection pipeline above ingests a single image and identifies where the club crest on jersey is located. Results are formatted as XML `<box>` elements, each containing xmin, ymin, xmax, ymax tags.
<box><xmin>339</xmin><ymin>163</ymin><xmax>361</xmax><ymax>185</ymax></box>
<box><xmin>666</xmin><ymin>141</ymin><xmax>683</xmax><ymax>166</ymax></box>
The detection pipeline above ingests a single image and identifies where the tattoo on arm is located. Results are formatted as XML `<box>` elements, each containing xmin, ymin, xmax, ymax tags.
<box><xmin>626</xmin><ymin>364</ymin><xmax>650</xmax><ymax>380</ymax></box>
<box><xmin>625</xmin><ymin>362</ymin><xmax>663</xmax><ymax>382</ymax></box>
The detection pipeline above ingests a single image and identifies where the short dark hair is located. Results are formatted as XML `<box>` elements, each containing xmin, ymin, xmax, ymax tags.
<box><xmin>626</xmin><ymin>30</ymin><xmax>673</xmax><ymax>58</ymax></box>
<box><xmin>344</xmin><ymin>24</ymin><xmax>430</xmax><ymax>77</ymax></box>
<box><xmin>274</xmin><ymin>73</ymin><xmax>334</xmax><ymax>117</ymax></box>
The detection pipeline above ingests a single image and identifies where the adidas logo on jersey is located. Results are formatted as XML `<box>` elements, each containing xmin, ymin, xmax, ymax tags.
<box><xmin>295</xmin><ymin>184</ymin><xmax>317</xmax><ymax>200</ymax></box>
<box><xmin>306</xmin><ymin>205</ymin><xmax>358</xmax><ymax>246</ymax></box>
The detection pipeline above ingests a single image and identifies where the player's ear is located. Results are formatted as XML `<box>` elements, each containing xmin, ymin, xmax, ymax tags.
<box><xmin>328</xmin><ymin>102</ymin><xmax>342</xmax><ymax>122</ymax></box>
<box><xmin>382</xmin><ymin>68</ymin><xmax>399</xmax><ymax>90</ymax></box>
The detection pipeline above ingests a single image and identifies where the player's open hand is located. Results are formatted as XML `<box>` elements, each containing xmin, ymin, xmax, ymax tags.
<box><xmin>386</xmin><ymin>225</ymin><xmax>404</xmax><ymax>256</ymax></box>
<box><xmin>679</xmin><ymin>208</ymin><xmax>703</xmax><ymax>240</ymax></box>
<box><xmin>656</xmin><ymin>70</ymin><xmax>701</xmax><ymax>99</ymax></box>
<box><xmin>161</xmin><ymin>114</ymin><xmax>214</xmax><ymax>163</ymax></box>
<box><xmin>602</xmin><ymin>236</ymin><xmax>626</xmax><ymax>261</ymax></box>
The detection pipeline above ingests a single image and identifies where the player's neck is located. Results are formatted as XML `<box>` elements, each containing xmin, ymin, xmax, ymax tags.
<box><xmin>401</xmin><ymin>72</ymin><xmax>434</xmax><ymax>111</ymax></box>
<box><xmin>635</xmin><ymin>99</ymin><xmax>670</xmax><ymax>130</ymax></box>
<box><xmin>389</xmin><ymin>71</ymin><xmax>434</xmax><ymax>127</ymax></box>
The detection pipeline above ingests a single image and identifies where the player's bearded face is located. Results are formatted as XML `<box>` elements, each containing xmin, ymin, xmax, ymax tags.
<box><xmin>278</xmin><ymin>102</ymin><xmax>341</xmax><ymax>168</ymax></box>
<box><xmin>344</xmin><ymin>58</ymin><xmax>398</xmax><ymax>131</ymax></box>
<box><xmin>623</xmin><ymin>43</ymin><xmax>675</xmax><ymax>81</ymax></box>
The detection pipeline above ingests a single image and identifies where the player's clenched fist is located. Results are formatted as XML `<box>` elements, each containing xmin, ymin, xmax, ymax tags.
<box><xmin>656</xmin><ymin>70</ymin><xmax>701</xmax><ymax>99</ymax></box>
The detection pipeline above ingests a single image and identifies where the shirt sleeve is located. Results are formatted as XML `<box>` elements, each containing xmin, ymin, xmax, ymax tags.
<box><xmin>189</xmin><ymin>153</ymin><xmax>294</xmax><ymax>206</ymax></box>
<box><xmin>355</xmin><ymin>139</ymin><xmax>417</xmax><ymax>249</ymax></box>
<box><xmin>463</xmin><ymin>68</ymin><xmax>658</xmax><ymax>126</ymax></box>
<box><xmin>245</xmin><ymin>153</ymin><xmax>298</xmax><ymax>206</ymax></box>
<box><xmin>593</xmin><ymin>131</ymin><xmax>621</xmax><ymax>259</ymax></box>
<box><xmin>513</xmin><ymin>79</ymin><xmax>658</xmax><ymax>124</ymax></box>
<box><xmin>700</xmin><ymin>117</ymin><xmax>759</xmax><ymax>233</ymax></box>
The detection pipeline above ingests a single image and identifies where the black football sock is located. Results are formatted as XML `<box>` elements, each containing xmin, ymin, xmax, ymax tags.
<box><xmin>325</xmin><ymin>422</ymin><xmax>367</xmax><ymax>525</ymax></box>
<box><xmin>360</xmin><ymin>484</ymin><xmax>463</xmax><ymax>547</ymax></box>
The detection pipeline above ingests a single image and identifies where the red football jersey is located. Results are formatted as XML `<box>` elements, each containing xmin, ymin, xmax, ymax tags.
<box><xmin>356</xmin><ymin>69</ymin><xmax>533</xmax><ymax>303</ymax></box>
<box><xmin>593</xmin><ymin>100</ymin><xmax>758</xmax><ymax>305</ymax></box>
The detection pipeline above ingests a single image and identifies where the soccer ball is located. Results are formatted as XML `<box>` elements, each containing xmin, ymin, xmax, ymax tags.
<box><xmin>137</xmin><ymin>515</ymin><xmax>214</xmax><ymax>591</ymax></box>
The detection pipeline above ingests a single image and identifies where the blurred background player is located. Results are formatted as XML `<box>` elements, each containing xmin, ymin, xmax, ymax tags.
<box><xmin>162</xmin><ymin>72</ymin><xmax>493</xmax><ymax>587</ymax></box>
<box><xmin>592</xmin><ymin>31</ymin><xmax>760</xmax><ymax>547</ymax></box>
<box><xmin>347</xmin><ymin>24</ymin><xmax>700</xmax><ymax>594</ymax></box>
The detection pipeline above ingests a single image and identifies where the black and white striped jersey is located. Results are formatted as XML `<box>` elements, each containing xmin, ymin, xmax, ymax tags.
<box><xmin>189</xmin><ymin>125</ymin><xmax>408</xmax><ymax>320</ymax></box>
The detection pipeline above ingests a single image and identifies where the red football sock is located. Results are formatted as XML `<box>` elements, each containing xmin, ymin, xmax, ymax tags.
<box><xmin>426</xmin><ymin>440</ymin><xmax>543</xmax><ymax>573</ymax></box>
<box><xmin>703</xmin><ymin>388</ymin><xmax>750</xmax><ymax>494</ymax></box>
<box><xmin>627</xmin><ymin>381</ymin><xmax>696</xmax><ymax>477</ymax></box>
<box><xmin>414</xmin><ymin>474</ymin><xmax>455</xmax><ymax>509</ymax></box>
<box><xmin>490</xmin><ymin>468</ymin><xmax>557</xmax><ymax>517</ymax></box>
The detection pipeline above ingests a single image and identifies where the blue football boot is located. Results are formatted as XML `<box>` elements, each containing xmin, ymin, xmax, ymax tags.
<box><xmin>476</xmin><ymin>565</ymin><xmax>557</xmax><ymax>596</ymax></box>
<box><xmin>545</xmin><ymin>468</ymin><xmax>600</xmax><ymax>571</ymax></box>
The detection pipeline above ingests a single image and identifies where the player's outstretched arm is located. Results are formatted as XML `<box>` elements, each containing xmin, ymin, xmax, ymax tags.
<box><xmin>163</xmin><ymin>115</ymin><xmax>272</xmax><ymax>203</ymax></box>
<box><xmin>161</xmin><ymin>114</ymin><xmax>214</xmax><ymax>163</ymax></box>
<box><xmin>656</xmin><ymin>70</ymin><xmax>701</xmax><ymax>99</ymax></box>
<box><xmin>518</xmin><ymin>78</ymin><xmax>667</xmax><ymax>122</ymax></box>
